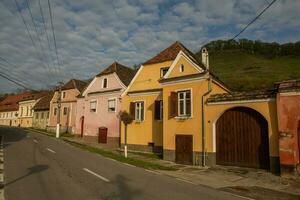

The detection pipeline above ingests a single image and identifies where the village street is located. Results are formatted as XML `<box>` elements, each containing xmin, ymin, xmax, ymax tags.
<box><xmin>0</xmin><ymin>127</ymin><xmax>245</xmax><ymax>200</ymax></box>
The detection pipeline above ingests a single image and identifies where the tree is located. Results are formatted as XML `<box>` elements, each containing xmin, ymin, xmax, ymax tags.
<box><xmin>119</xmin><ymin>111</ymin><xmax>134</xmax><ymax>158</ymax></box>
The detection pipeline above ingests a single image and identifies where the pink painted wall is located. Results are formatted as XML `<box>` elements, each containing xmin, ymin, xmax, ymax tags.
<box><xmin>49</xmin><ymin>88</ymin><xmax>80</xmax><ymax>133</ymax></box>
<box><xmin>277</xmin><ymin>93</ymin><xmax>300</xmax><ymax>167</ymax></box>
<box><xmin>75</xmin><ymin>73</ymin><xmax>125</xmax><ymax>140</ymax></box>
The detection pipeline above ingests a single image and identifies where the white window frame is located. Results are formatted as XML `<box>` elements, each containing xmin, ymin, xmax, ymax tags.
<box><xmin>179</xmin><ymin>64</ymin><xmax>184</xmax><ymax>72</ymax></box>
<box><xmin>160</xmin><ymin>67</ymin><xmax>169</xmax><ymax>78</ymax></box>
<box><xmin>134</xmin><ymin>101</ymin><xmax>145</xmax><ymax>122</ymax></box>
<box><xmin>90</xmin><ymin>100</ymin><xmax>97</xmax><ymax>113</ymax></box>
<box><xmin>177</xmin><ymin>89</ymin><xmax>192</xmax><ymax>117</ymax></box>
<box><xmin>102</xmin><ymin>78</ymin><xmax>108</xmax><ymax>88</ymax></box>
<box><xmin>108</xmin><ymin>98</ymin><xmax>117</xmax><ymax>112</ymax></box>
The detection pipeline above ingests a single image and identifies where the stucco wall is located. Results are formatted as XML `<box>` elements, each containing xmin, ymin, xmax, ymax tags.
<box><xmin>32</xmin><ymin>110</ymin><xmax>49</xmax><ymax>129</ymax></box>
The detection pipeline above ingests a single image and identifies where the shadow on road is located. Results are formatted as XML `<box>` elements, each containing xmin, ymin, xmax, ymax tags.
<box><xmin>101</xmin><ymin>174</ymin><xmax>142</xmax><ymax>200</ymax></box>
<box><xmin>0</xmin><ymin>126</ymin><xmax>27</xmax><ymax>148</ymax></box>
<box><xmin>5</xmin><ymin>164</ymin><xmax>49</xmax><ymax>187</ymax></box>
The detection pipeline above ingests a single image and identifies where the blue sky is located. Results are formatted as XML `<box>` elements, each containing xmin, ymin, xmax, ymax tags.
<box><xmin>0</xmin><ymin>0</ymin><xmax>299</xmax><ymax>93</ymax></box>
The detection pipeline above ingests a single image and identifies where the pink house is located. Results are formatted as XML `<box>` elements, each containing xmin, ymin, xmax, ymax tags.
<box><xmin>75</xmin><ymin>62</ymin><xmax>135</xmax><ymax>145</ymax></box>
<box><xmin>48</xmin><ymin>79</ymin><xmax>87</xmax><ymax>133</ymax></box>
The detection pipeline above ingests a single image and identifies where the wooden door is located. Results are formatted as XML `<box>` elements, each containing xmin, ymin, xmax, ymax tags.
<box><xmin>298</xmin><ymin>121</ymin><xmax>300</xmax><ymax>163</ymax></box>
<box><xmin>216</xmin><ymin>107</ymin><xmax>270</xmax><ymax>169</ymax></box>
<box><xmin>175</xmin><ymin>135</ymin><xmax>193</xmax><ymax>165</ymax></box>
<box><xmin>80</xmin><ymin>116</ymin><xmax>84</xmax><ymax>137</ymax></box>
<box><xmin>98</xmin><ymin>127</ymin><xmax>108</xmax><ymax>144</ymax></box>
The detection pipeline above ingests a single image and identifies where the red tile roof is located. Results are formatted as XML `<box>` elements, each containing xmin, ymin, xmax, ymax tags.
<box><xmin>275</xmin><ymin>79</ymin><xmax>300</xmax><ymax>92</ymax></box>
<box><xmin>96</xmin><ymin>62</ymin><xmax>136</xmax><ymax>86</ymax></box>
<box><xmin>61</xmin><ymin>79</ymin><xmax>88</xmax><ymax>92</ymax></box>
<box><xmin>0</xmin><ymin>92</ymin><xmax>32</xmax><ymax>112</ymax></box>
<box><xmin>143</xmin><ymin>41</ymin><xmax>205</xmax><ymax>69</ymax></box>
<box><xmin>33</xmin><ymin>91</ymin><xmax>54</xmax><ymax>111</ymax></box>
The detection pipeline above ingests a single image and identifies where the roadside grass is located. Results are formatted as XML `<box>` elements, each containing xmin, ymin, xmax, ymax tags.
<box><xmin>27</xmin><ymin>128</ymin><xmax>55</xmax><ymax>137</ymax></box>
<box><xmin>63</xmin><ymin>139</ymin><xmax>177</xmax><ymax>171</ymax></box>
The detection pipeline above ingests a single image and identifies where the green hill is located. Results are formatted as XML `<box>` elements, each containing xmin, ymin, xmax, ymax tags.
<box><xmin>195</xmin><ymin>40</ymin><xmax>300</xmax><ymax>91</ymax></box>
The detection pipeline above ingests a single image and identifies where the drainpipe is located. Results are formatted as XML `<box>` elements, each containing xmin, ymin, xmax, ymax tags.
<box><xmin>201</xmin><ymin>72</ymin><xmax>212</xmax><ymax>167</ymax></box>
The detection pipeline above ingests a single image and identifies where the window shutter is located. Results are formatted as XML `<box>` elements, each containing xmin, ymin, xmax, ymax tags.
<box><xmin>130</xmin><ymin>102</ymin><xmax>135</xmax><ymax>118</ymax></box>
<box><xmin>169</xmin><ymin>92</ymin><xmax>178</xmax><ymax>118</ymax></box>
<box><xmin>141</xmin><ymin>102</ymin><xmax>144</xmax><ymax>121</ymax></box>
<box><xmin>154</xmin><ymin>100</ymin><xmax>160</xmax><ymax>120</ymax></box>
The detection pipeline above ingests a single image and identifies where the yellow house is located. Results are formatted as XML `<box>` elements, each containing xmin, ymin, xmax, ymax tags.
<box><xmin>121</xmin><ymin>41</ymin><xmax>280</xmax><ymax>174</ymax></box>
<box><xmin>18</xmin><ymin>92</ymin><xmax>47</xmax><ymax>128</ymax></box>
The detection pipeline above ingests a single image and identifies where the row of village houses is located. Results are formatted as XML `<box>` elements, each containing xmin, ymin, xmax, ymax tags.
<box><xmin>0</xmin><ymin>41</ymin><xmax>299</xmax><ymax>176</ymax></box>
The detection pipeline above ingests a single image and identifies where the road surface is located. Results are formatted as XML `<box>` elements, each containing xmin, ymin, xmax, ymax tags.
<box><xmin>1</xmin><ymin>127</ymin><xmax>244</xmax><ymax>200</ymax></box>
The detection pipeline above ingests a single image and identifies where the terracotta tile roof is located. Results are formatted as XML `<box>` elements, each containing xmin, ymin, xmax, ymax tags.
<box><xmin>275</xmin><ymin>79</ymin><xmax>300</xmax><ymax>92</ymax></box>
<box><xmin>207</xmin><ymin>90</ymin><xmax>276</xmax><ymax>103</ymax></box>
<box><xmin>143</xmin><ymin>41</ymin><xmax>205</xmax><ymax>69</ymax></box>
<box><xmin>61</xmin><ymin>79</ymin><xmax>88</xmax><ymax>92</ymax></box>
<box><xmin>96</xmin><ymin>62</ymin><xmax>136</xmax><ymax>86</ymax></box>
<box><xmin>0</xmin><ymin>92</ymin><xmax>32</xmax><ymax>112</ymax></box>
<box><xmin>33</xmin><ymin>91</ymin><xmax>54</xmax><ymax>111</ymax></box>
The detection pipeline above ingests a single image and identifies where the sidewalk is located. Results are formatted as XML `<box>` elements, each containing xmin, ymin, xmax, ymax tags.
<box><xmin>28</xmin><ymin>129</ymin><xmax>300</xmax><ymax>199</ymax></box>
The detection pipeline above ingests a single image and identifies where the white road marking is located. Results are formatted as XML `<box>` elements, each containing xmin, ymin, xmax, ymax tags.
<box><xmin>46</xmin><ymin>148</ymin><xmax>56</xmax><ymax>153</ymax></box>
<box><xmin>145</xmin><ymin>169</ymin><xmax>161</xmax><ymax>175</ymax></box>
<box><xmin>223</xmin><ymin>192</ymin><xmax>255</xmax><ymax>200</ymax></box>
<box><xmin>83</xmin><ymin>168</ymin><xmax>110</xmax><ymax>182</ymax></box>
<box><xmin>176</xmin><ymin>178</ymin><xmax>197</xmax><ymax>185</ymax></box>
<box><xmin>33</xmin><ymin>139</ymin><xmax>38</xmax><ymax>143</ymax></box>
<box><xmin>123</xmin><ymin>163</ymin><xmax>135</xmax><ymax>168</ymax></box>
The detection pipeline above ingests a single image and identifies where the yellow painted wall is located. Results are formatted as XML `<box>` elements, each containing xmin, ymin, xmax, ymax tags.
<box><xmin>129</xmin><ymin>61</ymin><xmax>173</xmax><ymax>91</ymax></box>
<box><xmin>167</xmin><ymin>55</ymin><xmax>201</xmax><ymax>78</ymax></box>
<box><xmin>162</xmin><ymin>79</ymin><xmax>227</xmax><ymax>152</ymax></box>
<box><xmin>121</xmin><ymin>93</ymin><xmax>163</xmax><ymax>146</ymax></box>
<box><xmin>205</xmin><ymin>100</ymin><xmax>279</xmax><ymax>157</ymax></box>
<box><xmin>18</xmin><ymin>99</ymin><xmax>37</xmax><ymax>128</ymax></box>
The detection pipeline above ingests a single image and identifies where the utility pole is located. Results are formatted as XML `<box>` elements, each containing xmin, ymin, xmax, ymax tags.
<box><xmin>56</xmin><ymin>82</ymin><xmax>63</xmax><ymax>138</ymax></box>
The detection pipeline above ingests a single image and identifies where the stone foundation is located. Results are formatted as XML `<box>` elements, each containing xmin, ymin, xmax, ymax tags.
<box><xmin>121</xmin><ymin>143</ymin><xmax>163</xmax><ymax>154</ymax></box>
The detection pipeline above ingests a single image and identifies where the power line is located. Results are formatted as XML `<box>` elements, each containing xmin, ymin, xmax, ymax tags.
<box><xmin>0</xmin><ymin>64</ymin><xmax>34</xmax><ymax>87</ymax></box>
<box><xmin>230</xmin><ymin>0</ymin><xmax>277</xmax><ymax>41</ymax></box>
<box><xmin>13</xmin><ymin>0</ymin><xmax>52</xmax><ymax>85</ymax></box>
<box><xmin>0</xmin><ymin>71</ymin><xmax>35</xmax><ymax>91</ymax></box>
<box><xmin>24</xmin><ymin>0</ymin><xmax>53</xmax><ymax>82</ymax></box>
<box><xmin>38</xmin><ymin>0</ymin><xmax>52</xmax><ymax>51</ymax></box>
<box><xmin>47</xmin><ymin>0</ymin><xmax>63</xmax><ymax>80</ymax></box>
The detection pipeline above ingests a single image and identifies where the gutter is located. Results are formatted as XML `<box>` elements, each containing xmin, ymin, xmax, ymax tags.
<box><xmin>201</xmin><ymin>72</ymin><xmax>212</xmax><ymax>167</ymax></box>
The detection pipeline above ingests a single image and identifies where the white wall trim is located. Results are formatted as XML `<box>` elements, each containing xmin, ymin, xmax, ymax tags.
<box><xmin>121</xmin><ymin>65</ymin><xmax>144</xmax><ymax>97</ymax></box>
<box><xmin>279</xmin><ymin>92</ymin><xmax>300</xmax><ymax>96</ymax></box>
<box><xmin>161</xmin><ymin>75</ymin><xmax>208</xmax><ymax>86</ymax></box>
<box><xmin>207</xmin><ymin>98</ymin><xmax>275</xmax><ymax>105</ymax></box>
<box><xmin>128</xmin><ymin>91</ymin><xmax>162</xmax><ymax>97</ymax></box>
<box><xmin>163</xmin><ymin>51</ymin><xmax>204</xmax><ymax>79</ymax></box>
<box><xmin>82</xmin><ymin>77</ymin><xmax>97</xmax><ymax>97</ymax></box>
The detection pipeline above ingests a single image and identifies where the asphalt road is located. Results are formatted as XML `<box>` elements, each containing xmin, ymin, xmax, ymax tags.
<box><xmin>0</xmin><ymin>127</ymin><xmax>244</xmax><ymax>200</ymax></box>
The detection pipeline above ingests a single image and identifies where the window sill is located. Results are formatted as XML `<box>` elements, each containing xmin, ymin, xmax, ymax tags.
<box><xmin>134</xmin><ymin>120</ymin><xmax>144</xmax><ymax>124</ymax></box>
<box><xmin>175</xmin><ymin>116</ymin><xmax>192</xmax><ymax>120</ymax></box>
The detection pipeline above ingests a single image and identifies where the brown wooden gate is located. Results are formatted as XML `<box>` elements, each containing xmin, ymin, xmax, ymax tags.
<box><xmin>216</xmin><ymin>107</ymin><xmax>270</xmax><ymax>169</ymax></box>
<box><xmin>175</xmin><ymin>135</ymin><xmax>193</xmax><ymax>165</ymax></box>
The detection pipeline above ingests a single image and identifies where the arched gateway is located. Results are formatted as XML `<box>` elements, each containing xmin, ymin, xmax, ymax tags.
<box><xmin>216</xmin><ymin>107</ymin><xmax>270</xmax><ymax>169</ymax></box>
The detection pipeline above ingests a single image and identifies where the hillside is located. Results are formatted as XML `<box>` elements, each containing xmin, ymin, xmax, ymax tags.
<box><xmin>195</xmin><ymin>40</ymin><xmax>300</xmax><ymax>91</ymax></box>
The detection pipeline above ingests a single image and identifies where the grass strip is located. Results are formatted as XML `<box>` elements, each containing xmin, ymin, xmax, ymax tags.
<box><xmin>63</xmin><ymin>139</ymin><xmax>177</xmax><ymax>171</ymax></box>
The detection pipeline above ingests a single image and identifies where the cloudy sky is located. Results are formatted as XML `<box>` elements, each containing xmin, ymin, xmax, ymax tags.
<box><xmin>0</xmin><ymin>0</ymin><xmax>299</xmax><ymax>93</ymax></box>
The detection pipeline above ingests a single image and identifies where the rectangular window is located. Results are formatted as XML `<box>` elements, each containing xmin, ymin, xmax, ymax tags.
<box><xmin>35</xmin><ymin>113</ymin><xmax>39</xmax><ymax>119</ymax></box>
<box><xmin>62</xmin><ymin>92</ymin><xmax>66</xmax><ymax>99</ymax></box>
<box><xmin>178</xmin><ymin>90</ymin><xmax>191</xmax><ymax>117</ymax></box>
<box><xmin>54</xmin><ymin>108</ymin><xmax>57</xmax><ymax>116</ymax></box>
<box><xmin>26</xmin><ymin>106</ymin><xmax>29</xmax><ymax>116</ymax></box>
<box><xmin>90</xmin><ymin>100</ymin><xmax>97</xmax><ymax>112</ymax></box>
<box><xmin>135</xmin><ymin>101</ymin><xmax>144</xmax><ymax>121</ymax></box>
<box><xmin>102</xmin><ymin>78</ymin><xmax>108</xmax><ymax>88</ymax></box>
<box><xmin>20</xmin><ymin>107</ymin><xmax>23</xmax><ymax>116</ymax></box>
<box><xmin>160</xmin><ymin>67</ymin><xmax>169</xmax><ymax>78</ymax></box>
<box><xmin>108</xmin><ymin>99</ymin><xmax>116</xmax><ymax>112</ymax></box>
<box><xmin>41</xmin><ymin>112</ymin><xmax>44</xmax><ymax>119</ymax></box>
<box><xmin>47</xmin><ymin>112</ymin><xmax>49</xmax><ymax>118</ymax></box>
<box><xmin>63</xmin><ymin>107</ymin><xmax>68</xmax><ymax>115</ymax></box>
<box><xmin>154</xmin><ymin>100</ymin><xmax>163</xmax><ymax>120</ymax></box>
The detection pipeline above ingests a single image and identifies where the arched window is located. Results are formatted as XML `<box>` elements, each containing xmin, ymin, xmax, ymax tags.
<box><xmin>102</xmin><ymin>78</ymin><xmax>108</xmax><ymax>88</ymax></box>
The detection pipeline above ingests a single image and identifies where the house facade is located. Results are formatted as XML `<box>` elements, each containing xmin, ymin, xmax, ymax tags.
<box><xmin>121</xmin><ymin>41</ymin><xmax>280</xmax><ymax>174</ymax></box>
<box><xmin>0</xmin><ymin>92</ymin><xmax>32</xmax><ymax>126</ymax></box>
<box><xmin>48</xmin><ymin>79</ymin><xmax>87</xmax><ymax>133</ymax></box>
<box><xmin>32</xmin><ymin>92</ymin><xmax>54</xmax><ymax>129</ymax></box>
<box><xmin>18</xmin><ymin>92</ymin><xmax>47</xmax><ymax>128</ymax></box>
<box><xmin>75</xmin><ymin>62</ymin><xmax>135</xmax><ymax>145</ymax></box>
<box><xmin>275</xmin><ymin>80</ymin><xmax>300</xmax><ymax>176</ymax></box>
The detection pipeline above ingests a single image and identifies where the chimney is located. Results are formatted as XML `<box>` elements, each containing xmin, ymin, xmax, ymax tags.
<box><xmin>201</xmin><ymin>48</ymin><xmax>209</xmax><ymax>70</ymax></box>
